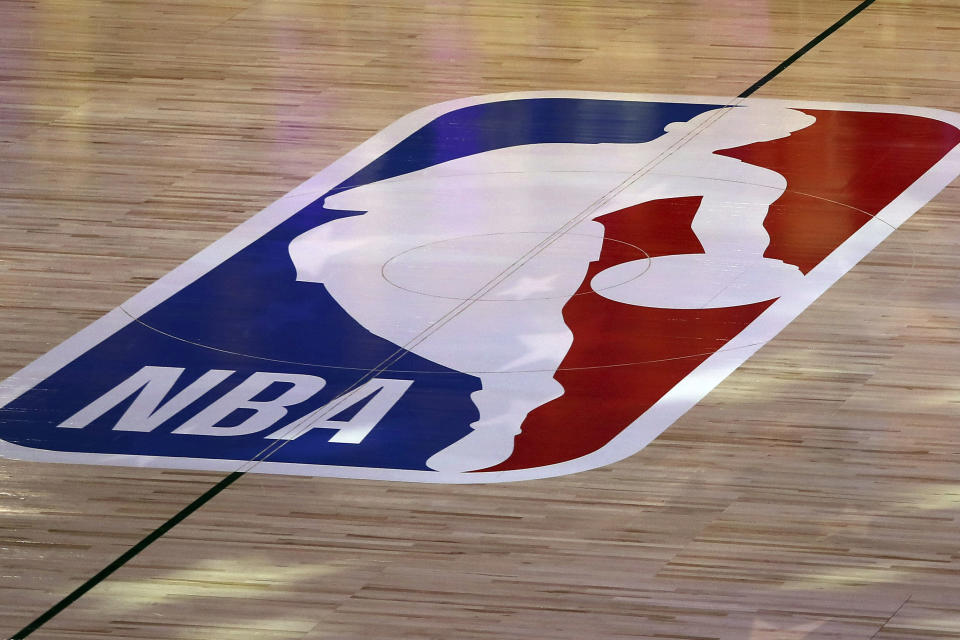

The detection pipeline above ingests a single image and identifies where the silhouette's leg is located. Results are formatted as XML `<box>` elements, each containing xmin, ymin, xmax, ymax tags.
<box><xmin>421</xmin><ymin>229</ymin><xmax>600</xmax><ymax>472</ymax></box>
<box><xmin>426</xmin><ymin>371</ymin><xmax>565</xmax><ymax>472</ymax></box>
<box><xmin>691</xmin><ymin>200</ymin><xmax>773</xmax><ymax>258</ymax></box>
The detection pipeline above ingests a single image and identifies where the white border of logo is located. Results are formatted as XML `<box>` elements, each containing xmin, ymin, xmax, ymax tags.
<box><xmin>1</xmin><ymin>92</ymin><xmax>958</xmax><ymax>483</ymax></box>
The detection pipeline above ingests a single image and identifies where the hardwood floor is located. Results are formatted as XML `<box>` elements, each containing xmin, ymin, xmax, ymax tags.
<box><xmin>2</xmin><ymin>1</ymin><xmax>959</xmax><ymax>638</ymax></box>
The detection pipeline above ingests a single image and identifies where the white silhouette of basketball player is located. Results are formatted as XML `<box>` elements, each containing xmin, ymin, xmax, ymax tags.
<box><xmin>289</xmin><ymin>104</ymin><xmax>815</xmax><ymax>472</ymax></box>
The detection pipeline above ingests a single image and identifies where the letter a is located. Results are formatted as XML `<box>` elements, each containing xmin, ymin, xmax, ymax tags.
<box><xmin>266</xmin><ymin>378</ymin><xmax>413</xmax><ymax>444</ymax></box>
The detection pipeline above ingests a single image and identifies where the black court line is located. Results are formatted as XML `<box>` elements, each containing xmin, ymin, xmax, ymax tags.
<box><xmin>8</xmin><ymin>1</ymin><xmax>878</xmax><ymax>637</ymax></box>
<box><xmin>739</xmin><ymin>0</ymin><xmax>878</xmax><ymax>98</ymax></box>
<box><xmin>9</xmin><ymin>473</ymin><xmax>244</xmax><ymax>640</ymax></box>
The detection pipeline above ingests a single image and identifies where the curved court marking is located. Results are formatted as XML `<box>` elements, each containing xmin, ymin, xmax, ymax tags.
<box><xmin>116</xmin><ymin>186</ymin><xmax>900</xmax><ymax>373</ymax></box>
<box><xmin>380</xmin><ymin>232</ymin><xmax>651</xmax><ymax>302</ymax></box>
<box><xmin>7</xmin><ymin>1</ymin><xmax>888</xmax><ymax>637</ymax></box>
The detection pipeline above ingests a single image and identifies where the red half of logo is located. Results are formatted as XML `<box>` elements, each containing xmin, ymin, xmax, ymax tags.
<box><xmin>485</xmin><ymin>108</ymin><xmax>960</xmax><ymax>472</ymax></box>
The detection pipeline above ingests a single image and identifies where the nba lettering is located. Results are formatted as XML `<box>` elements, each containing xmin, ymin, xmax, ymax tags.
<box><xmin>1</xmin><ymin>93</ymin><xmax>958</xmax><ymax>482</ymax></box>
<box><xmin>57</xmin><ymin>367</ymin><xmax>412</xmax><ymax>443</ymax></box>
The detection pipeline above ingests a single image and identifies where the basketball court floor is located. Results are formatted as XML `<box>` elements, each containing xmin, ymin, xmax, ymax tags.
<box><xmin>2</xmin><ymin>1</ymin><xmax>960</xmax><ymax>638</ymax></box>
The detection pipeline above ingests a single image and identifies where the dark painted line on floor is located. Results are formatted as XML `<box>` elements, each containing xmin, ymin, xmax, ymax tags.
<box><xmin>9</xmin><ymin>472</ymin><xmax>245</xmax><ymax>640</ymax></box>
<box><xmin>8</xmin><ymin>1</ymin><xmax>880</xmax><ymax>637</ymax></box>
<box><xmin>739</xmin><ymin>0</ymin><xmax>878</xmax><ymax>98</ymax></box>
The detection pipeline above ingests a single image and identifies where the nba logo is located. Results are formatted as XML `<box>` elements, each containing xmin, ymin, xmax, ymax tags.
<box><xmin>0</xmin><ymin>92</ymin><xmax>958</xmax><ymax>482</ymax></box>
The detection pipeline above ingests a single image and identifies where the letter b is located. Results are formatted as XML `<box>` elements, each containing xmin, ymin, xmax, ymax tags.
<box><xmin>172</xmin><ymin>372</ymin><xmax>326</xmax><ymax>437</ymax></box>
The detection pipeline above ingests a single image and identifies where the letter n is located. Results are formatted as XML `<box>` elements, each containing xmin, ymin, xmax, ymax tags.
<box><xmin>58</xmin><ymin>366</ymin><xmax>234</xmax><ymax>432</ymax></box>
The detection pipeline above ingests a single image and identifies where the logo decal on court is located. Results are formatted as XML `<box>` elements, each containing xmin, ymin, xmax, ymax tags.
<box><xmin>1</xmin><ymin>93</ymin><xmax>958</xmax><ymax>482</ymax></box>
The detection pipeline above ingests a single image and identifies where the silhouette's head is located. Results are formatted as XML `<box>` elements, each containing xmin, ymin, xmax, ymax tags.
<box><xmin>664</xmin><ymin>104</ymin><xmax>816</xmax><ymax>150</ymax></box>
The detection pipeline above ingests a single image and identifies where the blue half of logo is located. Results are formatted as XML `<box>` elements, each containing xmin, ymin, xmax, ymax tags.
<box><xmin>0</xmin><ymin>98</ymin><xmax>721</xmax><ymax>471</ymax></box>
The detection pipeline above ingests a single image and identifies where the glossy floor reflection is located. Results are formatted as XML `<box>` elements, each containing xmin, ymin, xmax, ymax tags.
<box><xmin>2</xmin><ymin>96</ymin><xmax>956</xmax><ymax>484</ymax></box>
<box><xmin>1</xmin><ymin>1</ymin><xmax>960</xmax><ymax>639</ymax></box>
